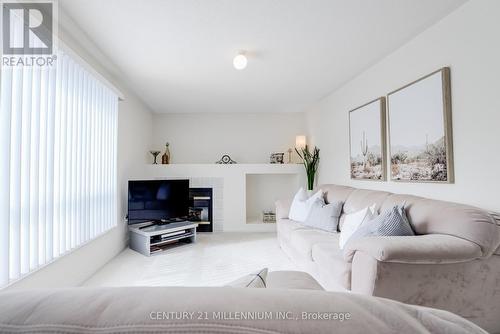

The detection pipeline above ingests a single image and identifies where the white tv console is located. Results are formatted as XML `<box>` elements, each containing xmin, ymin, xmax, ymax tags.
<box><xmin>129</xmin><ymin>221</ymin><xmax>199</xmax><ymax>256</ymax></box>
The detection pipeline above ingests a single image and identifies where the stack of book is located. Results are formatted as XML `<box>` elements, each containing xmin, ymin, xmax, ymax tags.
<box><xmin>262</xmin><ymin>211</ymin><xmax>276</xmax><ymax>223</ymax></box>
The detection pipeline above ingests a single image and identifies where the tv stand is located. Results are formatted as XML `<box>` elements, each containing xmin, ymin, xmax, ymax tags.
<box><xmin>138</xmin><ymin>217</ymin><xmax>188</xmax><ymax>230</ymax></box>
<box><xmin>129</xmin><ymin>221</ymin><xmax>199</xmax><ymax>256</ymax></box>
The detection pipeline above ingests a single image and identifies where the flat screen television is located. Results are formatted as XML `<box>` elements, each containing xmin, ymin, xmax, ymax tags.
<box><xmin>128</xmin><ymin>179</ymin><xmax>189</xmax><ymax>224</ymax></box>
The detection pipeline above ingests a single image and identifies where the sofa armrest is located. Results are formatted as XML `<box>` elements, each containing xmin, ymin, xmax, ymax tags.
<box><xmin>343</xmin><ymin>234</ymin><xmax>482</xmax><ymax>264</ymax></box>
<box><xmin>275</xmin><ymin>199</ymin><xmax>293</xmax><ymax>219</ymax></box>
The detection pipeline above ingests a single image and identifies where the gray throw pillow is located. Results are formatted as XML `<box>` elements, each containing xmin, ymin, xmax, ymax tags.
<box><xmin>303</xmin><ymin>198</ymin><xmax>343</xmax><ymax>232</ymax></box>
<box><xmin>346</xmin><ymin>204</ymin><xmax>415</xmax><ymax>245</ymax></box>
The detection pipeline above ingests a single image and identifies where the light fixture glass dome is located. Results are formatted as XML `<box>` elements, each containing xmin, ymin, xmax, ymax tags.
<box><xmin>233</xmin><ymin>54</ymin><xmax>247</xmax><ymax>70</ymax></box>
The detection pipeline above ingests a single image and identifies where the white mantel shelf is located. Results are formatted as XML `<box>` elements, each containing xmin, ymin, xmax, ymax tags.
<box><xmin>144</xmin><ymin>163</ymin><xmax>304</xmax><ymax>174</ymax></box>
<box><xmin>133</xmin><ymin>164</ymin><xmax>305</xmax><ymax>232</ymax></box>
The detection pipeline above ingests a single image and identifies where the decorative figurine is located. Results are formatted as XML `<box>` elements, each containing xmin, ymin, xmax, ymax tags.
<box><xmin>149</xmin><ymin>150</ymin><xmax>161</xmax><ymax>164</ymax></box>
<box><xmin>161</xmin><ymin>142</ymin><xmax>171</xmax><ymax>164</ymax></box>
<box><xmin>287</xmin><ymin>148</ymin><xmax>293</xmax><ymax>164</ymax></box>
<box><xmin>216</xmin><ymin>154</ymin><xmax>237</xmax><ymax>164</ymax></box>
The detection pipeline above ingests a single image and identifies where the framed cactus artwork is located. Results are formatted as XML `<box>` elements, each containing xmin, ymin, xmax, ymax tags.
<box><xmin>348</xmin><ymin>97</ymin><xmax>387</xmax><ymax>181</ymax></box>
<box><xmin>387</xmin><ymin>67</ymin><xmax>454</xmax><ymax>183</ymax></box>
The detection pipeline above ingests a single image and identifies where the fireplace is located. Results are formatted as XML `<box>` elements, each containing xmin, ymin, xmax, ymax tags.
<box><xmin>189</xmin><ymin>188</ymin><xmax>213</xmax><ymax>232</ymax></box>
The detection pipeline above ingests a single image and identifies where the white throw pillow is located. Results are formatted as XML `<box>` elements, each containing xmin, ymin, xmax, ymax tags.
<box><xmin>339</xmin><ymin>204</ymin><xmax>376</xmax><ymax>249</ymax></box>
<box><xmin>289</xmin><ymin>188</ymin><xmax>324</xmax><ymax>222</ymax></box>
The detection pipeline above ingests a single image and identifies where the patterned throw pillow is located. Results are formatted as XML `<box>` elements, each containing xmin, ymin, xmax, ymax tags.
<box><xmin>303</xmin><ymin>198</ymin><xmax>343</xmax><ymax>232</ymax></box>
<box><xmin>345</xmin><ymin>205</ymin><xmax>415</xmax><ymax>246</ymax></box>
<box><xmin>225</xmin><ymin>268</ymin><xmax>268</xmax><ymax>288</ymax></box>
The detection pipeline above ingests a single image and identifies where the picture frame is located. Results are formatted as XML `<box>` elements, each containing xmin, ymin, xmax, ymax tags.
<box><xmin>387</xmin><ymin>67</ymin><xmax>453</xmax><ymax>183</ymax></box>
<box><xmin>349</xmin><ymin>97</ymin><xmax>387</xmax><ymax>181</ymax></box>
<box><xmin>270</xmin><ymin>153</ymin><xmax>285</xmax><ymax>164</ymax></box>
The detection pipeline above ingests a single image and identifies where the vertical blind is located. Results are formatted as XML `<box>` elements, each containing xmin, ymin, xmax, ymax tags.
<box><xmin>0</xmin><ymin>49</ymin><xmax>118</xmax><ymax>288</ymax></box>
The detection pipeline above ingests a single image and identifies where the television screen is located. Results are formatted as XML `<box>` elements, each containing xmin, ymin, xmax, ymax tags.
<box><xmin>128</xmin><ymin>179</ymin><xmax>189</xmax><ymax>224</ymax></box>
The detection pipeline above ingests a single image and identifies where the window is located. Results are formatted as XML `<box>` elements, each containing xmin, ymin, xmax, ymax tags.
<box><xmin>0</xmin><ymin>49</ymin><xmax>118</xmax><ymax>287</ymax></box>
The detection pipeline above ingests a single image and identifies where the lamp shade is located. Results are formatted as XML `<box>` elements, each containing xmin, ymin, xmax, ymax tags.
<box><xmin>295</xmin><ymin>135</ymin><xmax>306</xmax><ymax>149</ymax></box>
<box><xmin>233</xmin><ymin>54</ymin><xmax>247</xmax><ymax>70</ymax></box>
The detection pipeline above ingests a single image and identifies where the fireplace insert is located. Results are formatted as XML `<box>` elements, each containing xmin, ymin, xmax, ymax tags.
<box><xmin>189</xmin><ymin>188</ymin><xmax>213</xmax><ymax>232</ymax></box>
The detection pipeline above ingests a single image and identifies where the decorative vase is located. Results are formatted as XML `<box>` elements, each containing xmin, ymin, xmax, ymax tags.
<box><xmin>161</xmin><ymin>142</ymin><xmax>170</xmax><ymax>164</ymax></box>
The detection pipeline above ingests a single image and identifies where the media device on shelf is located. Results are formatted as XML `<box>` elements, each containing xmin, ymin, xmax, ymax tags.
<box><xmin>128</xmin><ymin>179</ymin><xmax>190</xmax><ymax>229</ymax></box>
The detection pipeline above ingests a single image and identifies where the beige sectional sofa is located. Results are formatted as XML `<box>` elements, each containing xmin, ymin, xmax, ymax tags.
<box><xmin>0</xmin><ymin>271</ymin><xmax>488</xmax><ymax>333</ymax></box>
<box><xmin>276</xmin><ymin>184</ymin><xmax>500</xmax><ymax>333</ymax></box>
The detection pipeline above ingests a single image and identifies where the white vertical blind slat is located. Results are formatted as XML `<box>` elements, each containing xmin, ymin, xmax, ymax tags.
<box><xmin>59</xmin><ymin>56</ymin><xmax>68</xmax><ymax>254</ymax></box>
<box><xmin>75</xmin><ymin>68</ymin><xmax>82</xmax><ymax>245</ymax></box>
<box><xmin>67</xmin><ymin>62</ymin><xmax>75</xmax><ymax>251</ymax></box>
<box><xmin>84</xmin><ymin>74</ymin><xmax>91</xmax><ymax>241</ymax></box>
<box><xmin>81</xmin><ymin>73</ymin><xmax>88</xmax><ymax>242</ymax></box>
<box><xmin>38</xmin><ymin>68</ymin><xmax>48</xmax><ymax>266</ymax></box>
<box><xmin>46</xmin><ymin>65</ymin><xmax>56</xmax><ymax>261</ymax></box>
<box><xmin>112</xmin><ymin>98</ymin><xmax>118</xmax><ymax>229</ymax></box>
<box><xmin>97</xmin><ymin>86</ymin><xmax>103</xmax><ymax>234</ymax></box>
<box><xmin>103</xmin><ymin>89</ymin><xmax>108</xmax><ymax>232</ymax></box>
<box><xmin>53</xmin><ymin>54</ymin><xmax>62</xmax><ymax>259</ymax></box>
<box><xmin>9</xmin><ymin>66</ymin><xmax>23</xmax><ymax>280</ymax></box>
<box><xmin>29</xmin><ymin>67</ymin><xmax>41</xmax><ymax>270</ymax></box>
<box><xmin>0</xmin><ymin>49</ymin><xmax>118</xmax><ymax>288</ymax></box>
<box><xmin>90</xmin><ymin>80</ymin><xmax>96</xmax><ymax>238</ymax></box>
<box><xmin>0</xmin><ymin>67</ymin><xmax>13</xmax><ymax>287</ymax></box>
<box><xmin>20</xmin><ymin>67</ymin><xmax>33</xmax><ymax>275</ymax></box>
<box><xmin>108</xmin><ymin>95</ymin><xmax>112</xmax><ymax>230</ymax></box>
<box><xmin>69</xmin><ymin>64</ymin><xmax>76</xmax><ymax>249</ymax></box>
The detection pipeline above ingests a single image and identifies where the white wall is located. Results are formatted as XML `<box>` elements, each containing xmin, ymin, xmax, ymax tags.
<box><xmin>152</xmin><ymin>112</ymin><xmax>306</xmax><ymax>164</ymax></box>
<box><xmin>306</xmin><ymin>0</ymin><xmax>500</xmax><ymax>212</ymax></box>
<box><xmin>6</xmin><ymin>10</ymin><xmax>154</xmax><ymax>290</ymax></box>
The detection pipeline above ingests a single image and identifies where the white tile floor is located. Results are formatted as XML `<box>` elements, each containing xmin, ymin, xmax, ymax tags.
<box><xmin>83</xmin><ymin>232</ymin><xmax>296</xmax><ymax>287</ymax></box>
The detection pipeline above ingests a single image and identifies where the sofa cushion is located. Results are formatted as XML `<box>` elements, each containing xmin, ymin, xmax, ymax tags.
<box><xmin>343</xmin><ymin>234</ymin><xmax>483</xmax><ymax>264</ymax></box>
<box><xmin>318</xmin><ymin>184</ymin><xmax>355</xmax><ymax>204</ymax></box>
<box><xmin>277</xmin><ymin>219</ymin><xmax>312</xmax><ymax>243</ymax></box>
<box><xmin>266</xmin><ymin>270</ymin><xmax>324</xmax><ymax>290</ymax></box>
<box><xmin>289</xmin><ymin>229</ymin><xmax>339</xmax><ymax>261</ymax></box>
<box><xmin>312</xmin><ymin>242</ymin><xmax>352</xmax><ymax>291</ymax></box>
<box><xmin>343</xmin><ymin>189</ymin><xmax>391</xmax><ymax>215</ymax></box>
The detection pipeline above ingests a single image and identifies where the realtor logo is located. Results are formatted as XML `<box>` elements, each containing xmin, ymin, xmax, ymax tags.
<box><xmin>1</xmin><ymin>0</ymin><xmax>57</xmax><ymax>66</ymax></box>
<box><xmin>2</xmin><ymin>1</ymin><xmax>53</xmax><ymax>54</ymax></box>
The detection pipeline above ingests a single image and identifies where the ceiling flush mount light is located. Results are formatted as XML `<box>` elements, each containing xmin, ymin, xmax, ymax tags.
<box><xmin>233</xmin><ymin>52</ymin><xmax>247</xmax><ymax>70</ymax></box>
